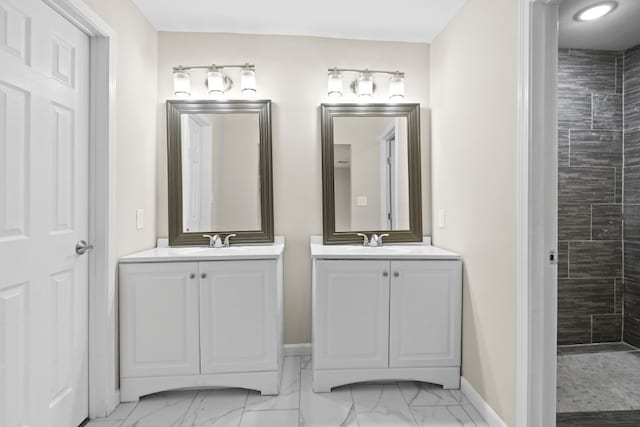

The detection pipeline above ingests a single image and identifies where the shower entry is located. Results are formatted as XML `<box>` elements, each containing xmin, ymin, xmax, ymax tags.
<box><xmin>556</xmin><ymin>41</ymin><xmax>640</xmax><ymax>423</ymax></box>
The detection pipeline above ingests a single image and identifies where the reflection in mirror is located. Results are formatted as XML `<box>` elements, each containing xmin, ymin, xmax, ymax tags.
<box><xmin>181</xmin><ymin>113</ymin><xmax>260</xmax><ymax>233</ymax></box>
<box><xmin>333</xmin><ymin>117</ymin><xmax>409</xmax><ymax>232</ymax></box>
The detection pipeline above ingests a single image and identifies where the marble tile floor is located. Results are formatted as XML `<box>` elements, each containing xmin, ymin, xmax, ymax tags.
<box><xmin>84</xmin><ymin>356</ymin><xmax>489</xmax><ymax>427</ymax></box>
<box><xmin>557</xmin><ymin>344</ymin><xmax>640</xmax><ymax>413</ymax></box>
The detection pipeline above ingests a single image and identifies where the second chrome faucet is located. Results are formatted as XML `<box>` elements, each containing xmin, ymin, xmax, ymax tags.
<box><xmin>203</xmin><ymin>233</ymin><xmax>237</xmax><ymax>248</ymax></box>
<box><xmin>356</xmin><ymin>233</ymin><xmax>390</xmax><ymax>247</ymax></box>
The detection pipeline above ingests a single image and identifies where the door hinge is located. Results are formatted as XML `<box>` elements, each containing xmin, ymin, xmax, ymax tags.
<box><xmin>549</xmin><ymin>250</ymin><xmax>557</xmax><ymax>265</ymax></box>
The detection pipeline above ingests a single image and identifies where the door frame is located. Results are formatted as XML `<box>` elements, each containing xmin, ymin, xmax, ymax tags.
<box><xmin>517</xmin><ymin>0</ymin><xmax>560</xmax><ymax>426</ymax></box>
<box><xmin>41</xmin><ymin>0</ymin><xmax>118</xmax><ymax>418</ymax></box>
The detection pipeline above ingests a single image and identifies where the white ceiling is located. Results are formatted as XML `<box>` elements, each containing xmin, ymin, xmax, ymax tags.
<box><xmin>131</xmin><ymin>0</ymin><xmax>467</xmax><ymax>43</ymax></box>
<box><xmin>560</xmin><ymin>0</ymin><xmax>640</xmax><ymax>50</ymax></box>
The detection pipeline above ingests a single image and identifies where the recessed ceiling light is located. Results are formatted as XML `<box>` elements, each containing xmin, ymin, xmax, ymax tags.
<box><xmin>574</xmin><ymin>2</ymin><xmax>617</xmax><ymax>21</ymax></box>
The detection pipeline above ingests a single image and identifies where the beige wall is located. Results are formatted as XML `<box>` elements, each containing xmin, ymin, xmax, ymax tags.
<box><xmin>82</xmin><ymin>0</ymin><xmax>158</xmax><ymax>257</ymax></box>
<box><xmin>156</xmin><ymin>32</ymin><xmax>431</xmax><ymax>343</ymax></box>
<box><xmin>430</xmin><ymin>0</ymin><xmax>517</xmax><ymax>425</ymax></box>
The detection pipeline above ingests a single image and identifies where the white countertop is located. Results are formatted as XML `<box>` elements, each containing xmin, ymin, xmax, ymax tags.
<box><xmin>309</xmin><ymin>236</ymin><xmax>460</xmax><ymax>260</ymax></box>
<box><xmin>120</xmin><ymin>236</ymin><xmax>285</xmax><ymax>263</ymax></box>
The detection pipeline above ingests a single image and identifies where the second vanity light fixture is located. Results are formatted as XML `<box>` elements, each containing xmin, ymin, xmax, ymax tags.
<box><xmin>173</xmin><ymin>63</ymin><xmax>257</xmax><ymax>97</ymax></box>
<box><xmin>327</xmin><ymin>68</ymin><xmax>405</xmax><ymax>100</ymax></box>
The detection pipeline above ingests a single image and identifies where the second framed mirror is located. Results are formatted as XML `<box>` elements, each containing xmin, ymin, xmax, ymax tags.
<box><xmin>321</xmin><ymin>103</ymin><xmax>422</xmax><ymax>244</ymax></box>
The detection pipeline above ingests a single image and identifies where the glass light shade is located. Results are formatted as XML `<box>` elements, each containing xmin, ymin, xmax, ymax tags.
<box><xmin>389</xmin><ymin>74</ymin><xmax>405</xmax><ymax>100</ymax></box>
<box><xmin>357</xmin><ymin>73</ymin><xmax>374</xmax><ymax>98</ymax></box>
<box><xmin>207</xmin><ymin>69</ymin><xmax>225</xmax><ymax>96</ymax></box>
<box><xmin>575</xmin><ymin>2</ymin><xmax>616</xmax><ymax>21</ymax></box>
<box><xmin>173</xmin><ymin>70</ymin><xmax>191</xmax><ymax>97</ymax></box>
<box><xmin>241</xmin><ymin>68</ymin><xmax>257</xmax><ymax>95</ymax></box>
<box><xmin>327</xmin><ymin>71</ymin><xmax>343</xmax><ymax>98</ymax></box>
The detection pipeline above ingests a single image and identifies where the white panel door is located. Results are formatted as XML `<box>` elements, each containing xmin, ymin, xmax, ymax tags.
<box><xmin>119</xmin><ymin>262</ymin><xmax>200</xmax><ymax>378</ymax></box>
<box><xmin>314</xmin><ymin>260</ymin><xmax>390</xmax><ymax>369</ymax></box>
<box><xmin>199</xmin><ymin>260</ymin><xmax>278</xmax><ymax>374</ymax></box>
<box><xmin>181</xmin><ymin>115</ymin><xmax>213</xmax><ymax>232</ymax></box>
<box><xmin>0</xmin><ymin>0</ymin><xmax>90</xmax><ymax>426</ymax></box>
<box><xmin>389</xmin><ymin>260</ymin><xmax>462</xmax><ymax>368</ymax></box>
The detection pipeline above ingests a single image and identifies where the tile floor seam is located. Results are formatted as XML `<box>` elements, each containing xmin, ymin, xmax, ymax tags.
<box><xmin>238</xmin><ymin>391</ymin><xmax>250</xmax><ymax>427</ymax></box>
<box><xmin>459</xmin><ymin>405</ymin><xmax>480</xmax><ymax>427</ymax></box>
<box><xmin>348</xmin><ymin>385</ymin><xmax>361</xmax><ymax>427</ymax></box>
<box><xmin>176</xmin><ymin>391</ymin><xmax>200</xmax><ymax>427</ymax></box>
<box><xmin>401</xmin><ymin>382</ymin><xmax>421</xmax><ymax>427</ymax></box>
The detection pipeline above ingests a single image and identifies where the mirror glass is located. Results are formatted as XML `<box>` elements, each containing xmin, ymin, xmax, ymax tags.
<box><xmin>321</xmin><ymin>103</ymin><xmax>422</xmax><ymax>245</ymax></box>
<box><xmin>333</xmin><ymin>116</ymin><xmax>409</xmax><ymax>232</ymax></box>
<box><xmin>181</xmin><ymin>113</ymin><xmax>261</xmax><ymax>233</ymax></box>
<box><xmin>167</xmin><ymin>100</ymin><xmax>273</xmax><ymax>246</ymax></box>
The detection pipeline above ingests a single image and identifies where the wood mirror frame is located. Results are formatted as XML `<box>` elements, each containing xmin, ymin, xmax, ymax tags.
<box><xmin>320</xmin><ymin>103</ymin><xmax>422</xmax><ymax>245</ymax></box>
<box><xmin>167</xmin><ymin>99</ymin><xmax>274</xmax><ymax>246</ymax></box>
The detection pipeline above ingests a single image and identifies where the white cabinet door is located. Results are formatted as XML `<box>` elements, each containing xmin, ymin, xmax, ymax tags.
<box><xmin>389</xmin><ymin>260</ymin><xmax>462</xmax><ymax>368</ymax></box>
<box><xmin>199</xmin><ymin>260</ymin><xmax>278</xmax><ymax>374</ymax></box>
<box><xmin>120</xmin><ymin>262</ymin><xmax>200</xmax><ymax>377</ymax></box>
<box><xmin>314</xmin><ymin>260</ymin><xmax>390</xmax><ymax>369</ymax></box>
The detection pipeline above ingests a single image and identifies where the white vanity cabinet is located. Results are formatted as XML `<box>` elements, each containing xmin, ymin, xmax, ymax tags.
<box><xmin>118</xmin><ymin>240</ymin><xmax>284</xmax><ymax>401</ymax></box>
<box><xmin>311</xmin><ymin>238</ymin><xmax>462</xmax><ymax>392</ymax></box>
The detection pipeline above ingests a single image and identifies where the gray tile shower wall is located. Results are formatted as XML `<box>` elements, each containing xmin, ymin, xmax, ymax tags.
<box><xmin>625</xmin><ymin>45</ymin><xmax>640</xmax><ymax>347</ymax></box>
<box><xmin>558</xmin><ymin>48</ymin><xmax>624</xmax><ymax>345</ymax></box>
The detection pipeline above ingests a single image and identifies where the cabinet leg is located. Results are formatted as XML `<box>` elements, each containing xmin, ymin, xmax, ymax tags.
<box><xmin>441</xmin><ymin>378</ymin><xmax>461</xmax><ymax>390</ymax></box>
<box><xmin>260</xmin><ymin>384</ymin><xmax>279</xmax><ymax>396</ymax></box>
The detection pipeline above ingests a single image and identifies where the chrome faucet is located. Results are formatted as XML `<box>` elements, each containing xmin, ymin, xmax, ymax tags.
<box><xmin>203</xmin><ymin>233</ymin><xmax>237</xmax><ymax>248</ymax></box>
<box><xmin>356</xmin><ymin>233</ymin><xmax>390</xmax><ymax>247</ymax></box>
<box><xmin>223</xmin><ymin>233</ymin><xmax>237</xmax><ymax>247</ymax></box>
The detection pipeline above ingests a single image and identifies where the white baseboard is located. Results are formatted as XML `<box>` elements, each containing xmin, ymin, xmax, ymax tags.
<box><xmin>284</xmin><ymin>343</ymin><xmax>311</xmax><ymax>357</ymax></box>
<box><xmin>461</xmin><ymin>377</ymin><xmax>508</xmax><ymax>427</ymax></box>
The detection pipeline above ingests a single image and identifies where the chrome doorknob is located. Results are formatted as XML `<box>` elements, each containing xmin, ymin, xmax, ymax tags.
<box><xmin>75</xmin><ymin>240</ymin><xmax>94</xmax><ymax>255</ymax></box>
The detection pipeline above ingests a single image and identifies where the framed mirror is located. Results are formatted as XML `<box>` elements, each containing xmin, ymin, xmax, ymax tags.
<box><xmin>167</xmin><ymin>99</ymin><xmax>273</xmax><ymax>246</ymax></box>
<box><xmin>321</xmin><ymin>103</ymin><xmax>422</xmax><ymax>244</ymax></box>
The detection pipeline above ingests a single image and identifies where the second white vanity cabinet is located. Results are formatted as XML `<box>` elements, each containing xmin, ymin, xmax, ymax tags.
<box><xmin>311</xmin><ymin>238</ymin><xmax>462</xmax><ymax>392</ymax></box>
<box><xmin>118</xmin><ymin>240</ymin><xmax>284</xmax><ymax>401</ymax></box>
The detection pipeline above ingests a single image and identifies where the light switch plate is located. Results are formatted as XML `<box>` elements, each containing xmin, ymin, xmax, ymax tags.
<box><xmin>356</xmin><ymin>196</ymin><xmax>368</xmax><ymax>207</ymax></box>
<box><xmin>438</xmin><ymin>208</ymin><xmax>446</xmax><ymax>229</ymax></box>
<box><xmin>136</xmin><ymin>209</ymin><xmax>144</xmax><ymax>230</ymax></box>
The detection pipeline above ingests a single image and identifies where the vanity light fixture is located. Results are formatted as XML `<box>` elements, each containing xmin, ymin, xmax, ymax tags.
<box><xmin>206</xmin><ymin>68</ymin><xmax>226</xmax><ymax>97</ymax></box>
<box><xmin>356</xmin><ymin>72</ymin><xmax>374</xmax><ymax>98</ymax></box>
<box><xmin>574</xmin><ymin>1</ymin><xmax>617</xmax><ymax>21</ymax></box>
<box><xmin>327</xmin><ymin>69</ymin><xmax>343</xmax><ymax>98</ymax></box>
<box><xmin>172</xmin><ymin>63</ymin><xmax>257</xmax><ymax>97</ymax></box>
<box><xmin>327</xmin><ymin>68</ymin><xmax>406</xmax><ymax>100</ymax></box>
<box><xmin>240</xmin><ymin>66</ymin><xmax>257</xmax><ymax>95</ymax></box>
<box><xmin>173</xmin><ymin>68</ymin><xmax>191</xmax><ymax>97</ymax></box>
<box><xmin>389</xmin><ymin>72</ymin><xmax>405</xmax><ymax>100</ymax></box>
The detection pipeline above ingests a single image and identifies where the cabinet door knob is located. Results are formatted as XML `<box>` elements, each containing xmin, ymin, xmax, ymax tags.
<box><xmin>383</xmin><ymin>271</ymin><xmax>389</xmax><ymax>277</ymax></box>
<box><xmin>201</xmin><ymin>273</ymin><xmax>207</xmax><ymax>279</ymax></box>
<box><xmin>189</xmin><ymin>273</ymin><xmax>195</xmax><ymax>279</ymax></box>
<box><xmin>394</xmin><ymin>272</ymin><xmax>400</xmax><ymax>277</ymax></box>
